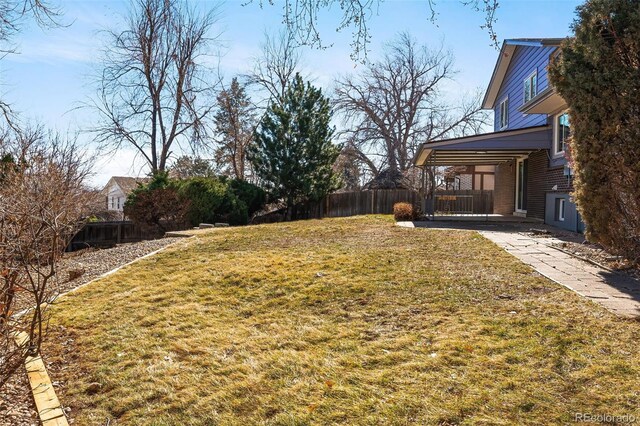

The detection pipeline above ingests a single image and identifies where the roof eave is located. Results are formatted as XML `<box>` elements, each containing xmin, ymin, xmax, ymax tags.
<box><xmin>481</xmin><ymin>43</ymin><xmax>516</xmax><ymax>109</ymax></box>
<box><xmin>481</xmin><ymin>38</ymin><xmax>564</xmax><ymax>110</ymax></box>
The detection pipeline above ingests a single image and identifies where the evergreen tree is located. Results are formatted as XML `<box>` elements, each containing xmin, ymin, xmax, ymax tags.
<box><xmin>214</xmin><ymin>77</ymin><xmax>256</xmax><ymax>180</ymax></box>
<box><xmin>249</xmin><ymin>73</ymin><xmax>340</xmax><ymax>220</ymax></box>
<box><xmin>549</xmin><ymin>0</ymin><xmax>640</xmax><ymax>261</ymax></box>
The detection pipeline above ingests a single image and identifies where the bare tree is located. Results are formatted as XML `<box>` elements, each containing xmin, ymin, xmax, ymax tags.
<box><xmin>247</xmin><ymin>0</ymin><xmax>499</xmax><ymax>61</ymax></box>
<box><xmin>0</xmin><ymin>124</ymin><xmax>93</xmax><ymax>389</ymax></box>
<box><xmin>334</xmin><ymin>33</ymin><xmax>489</xmax><ymax>180</ymax></box>
<box><xmin>246</xmin><ymin>30</ymin><xmax>304</xmax><ymax>105</ymax></box>
<box><xmin>169</xmin><ymin>155</ymin><xmax>215</xmax><ymax>179</ymax></box>
<box><xmin>91</xmin><ymin>0</ymin><xmax>221</xmax><ymax>174</ymax></box>
<box><xmin>334</xmin><ymin>149</ymin><xmax>364</xmax><ymax>191</ymax></box>
<box><xmin>213</xmin><ymin>77</ymin><xmax>256</xmax><ymax>180</ymax></box>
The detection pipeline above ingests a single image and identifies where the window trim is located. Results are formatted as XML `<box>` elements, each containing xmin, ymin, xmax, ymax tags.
<box><xmin>499</xmin><ymin>97</ymin><xmax>509</xmax><ymax>130</ymax></box>
<box><xmin>558</xmin><ymin>198</ymin><xmax>566</xmax><ymax>222</ymax></box>
<box><xmin>523</xmin><ymin>70</ymin><xmax>537</xmax><ymax>104</ymax></box>
<box><xmin>553</xmin><ymin>110</ymin><xmax>570</xmax><ymax>157</ymax></box>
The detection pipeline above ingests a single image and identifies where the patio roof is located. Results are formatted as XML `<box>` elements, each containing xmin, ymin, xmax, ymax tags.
<box><xmin>414</xmin><ymin>125</ymin><xmax>552</xmax><ymax>166</ymax></box>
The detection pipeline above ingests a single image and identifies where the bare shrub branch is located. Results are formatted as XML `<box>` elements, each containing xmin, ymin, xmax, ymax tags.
<box><xmin>0</xmin><ymin>124</ymin><xmax>93</xmax><ymax>389</ymax></box>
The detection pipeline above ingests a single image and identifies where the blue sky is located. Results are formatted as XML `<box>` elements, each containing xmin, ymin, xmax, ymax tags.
<box><xmin>0</xmin><ymin>0</ymin><xmax>582</xmax><ymax>186</ymax></box>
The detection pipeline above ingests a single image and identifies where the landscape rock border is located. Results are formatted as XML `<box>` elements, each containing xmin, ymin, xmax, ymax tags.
<box><xmin>14</xmin><ymin>332</ymin><xmax>68</xmax><ymax>426</ymax></box>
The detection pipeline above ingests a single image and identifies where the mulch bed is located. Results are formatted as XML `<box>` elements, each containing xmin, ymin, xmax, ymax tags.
<box><xmin>549</xmin><ymin>240</ymin><xmax>640</xmax><ymax>278</ymax></box>
<box><xmin>522</xmin><ymin>227</ymin><xmax>639</xmax><ymax>279</ymax></box>
<box><xmin>1</xmin><ymin>236</ymin><xmax>184</xmax><ymax>426</ymax></box>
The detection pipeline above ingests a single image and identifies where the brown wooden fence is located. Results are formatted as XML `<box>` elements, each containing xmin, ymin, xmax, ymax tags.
<box><xmin>66</xmin><ymin>221</ymin><xmax>180</xmax><ymax>252</ymax></box>
<box><xmin>71</xmin><ymin>191</ymin><xmax>422</xmax><ymax>249</ymax></box>
<box><xmin>297</xmin><ymin>189</ymin><xmax>420</xmax><ymax>219</ymax></box>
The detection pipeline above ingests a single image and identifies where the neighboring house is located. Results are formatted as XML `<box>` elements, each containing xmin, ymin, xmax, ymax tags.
<box><xmin>415</xmin><ymin>38</ymin><xmax>582</xmax><ymax>232</ymax></box>
<box><xmin>101</xmin><ymin>176</ymin><xmax>148</xmax><ymax>219</ymax></box>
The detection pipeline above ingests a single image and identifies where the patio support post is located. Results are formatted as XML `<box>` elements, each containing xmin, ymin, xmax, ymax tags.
<box><xmin>432</xmin><ymin>163</ymin><xmax>436</xmax><ymax>220</ymax></box>
<box><xmin>420</xmin><ymin>166</ymin><xmax>426</xmax><ymax>213</ymax></box>
<box><xmin>430</xmin><ymin>153</ymin><xmax>437</xmax><ymax>219</ymax></box>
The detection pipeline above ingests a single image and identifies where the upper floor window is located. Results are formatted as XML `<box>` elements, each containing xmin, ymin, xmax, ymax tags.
<box><xmin>523</xmin><ymin>71</ymin><xmax>537</xmax><ymax>103</ymax></box>
<box><xmin>499</xmin><ymin>98</ymin><xmax>508</xmax><ymax>129</ymax></box>
<box><xmin>554</xmin><ymin>111</ymin><xmax>570</xmax><ymax>155</ymax></box>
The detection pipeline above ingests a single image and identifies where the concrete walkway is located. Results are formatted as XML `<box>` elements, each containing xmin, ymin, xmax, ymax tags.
<box><xmin>400</xmin><ymin>221</ymin><xmax>640</xmax><ymax>318</ymax></box>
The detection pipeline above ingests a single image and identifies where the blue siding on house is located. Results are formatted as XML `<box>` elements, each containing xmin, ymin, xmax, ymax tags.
<box><xmin>493</xmin><ymin>45</ymin><xmax>557</xmax><ymax>131</ymax></box>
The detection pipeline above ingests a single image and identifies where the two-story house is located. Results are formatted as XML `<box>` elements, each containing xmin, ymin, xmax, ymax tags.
<box><xmin>414</xmin><ymin>38</ymin><xmax>582</xmax><ymax>232</ymax></box>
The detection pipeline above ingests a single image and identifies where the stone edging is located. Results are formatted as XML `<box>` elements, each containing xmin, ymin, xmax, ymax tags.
<box><xmin>14</xmin><ymin>332</ymin><xmax>68</xmax><ymax>426</ymax></box>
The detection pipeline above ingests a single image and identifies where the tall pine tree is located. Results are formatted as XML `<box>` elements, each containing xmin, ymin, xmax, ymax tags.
<box><xmin>249</xmin><ymin>74</ymin><xmax>340</xmax><ymax>220</ymax></box>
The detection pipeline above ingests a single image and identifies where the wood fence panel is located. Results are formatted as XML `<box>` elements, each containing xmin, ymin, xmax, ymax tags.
<box><xmin>321</xmin><ymin>189</ymin><xmax>419</xmax><ymax>217</ymax></box>
<box><xmin>67</xmin><ymin>221</ymin><xmax>181</xmax><ymax>251</ymax></box>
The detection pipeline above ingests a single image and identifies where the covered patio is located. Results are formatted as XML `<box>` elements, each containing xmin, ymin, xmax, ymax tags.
<box><xmin>414</xmin><ymin>125</ymin><xmax>552</xmax><ymax>220</ymax></box>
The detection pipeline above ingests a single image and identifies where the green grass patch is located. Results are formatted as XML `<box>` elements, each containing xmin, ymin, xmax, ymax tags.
<box><xmin>44</xmin><ymin>216</ymin><xmax>640</xmax><ymax>425</ymax></box>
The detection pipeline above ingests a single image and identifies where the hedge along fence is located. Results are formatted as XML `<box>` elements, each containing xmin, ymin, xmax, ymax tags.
<box><xmin>297</xmin><ymin>189</ymin><xmax>420</xmax><ymax>219</ymax></box>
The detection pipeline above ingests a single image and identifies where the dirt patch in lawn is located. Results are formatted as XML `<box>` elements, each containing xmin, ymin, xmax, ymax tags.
<box><xmin>42</xmin><ymin>216</ymin><xmax>640</xmax><ymax>425</ymax></box>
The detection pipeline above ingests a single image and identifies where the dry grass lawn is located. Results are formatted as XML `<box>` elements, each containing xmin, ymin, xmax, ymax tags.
<box><xmin>44</xmin><ymin>216</ymin><xmax>640</xmax><ymax>425</ymax></box>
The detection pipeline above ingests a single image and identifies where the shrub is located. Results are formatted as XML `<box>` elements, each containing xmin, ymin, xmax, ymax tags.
<box><xmin>227</xmin><ymin>179</ymin><xmax>266</xmax><ymax>217</ymax></box>
<box><xmin>177</xmin><ymin>177</ymin><xmax>251</xmax><ymax>226</ymax></box>
<box><xmin>124</xmin><ymin>185</ymin><xmax>190</xmax><ymax>234</ymax></box>
<box><xmin>127</xmin><ymin>174</ymin><xmax>261</xmax><ymax>229</ymax></box>
<box><xmin>549</xmin><ymin>0</ymin><xmax>640</xmax><ymax>261</ymax></box>
<box><xmin>393</xmin><ymin>202</ymin><xmax>416</xmax><ymax>221</ymax></box>
<box><xmin>219</xmin><ymin>194</ymin><xmax>249</xmax><ymax>226</ymax></box>
<box><xmin>177</xmin><ymin>177</ymin><xmax>228</xmax><ymax>226</ymax></box>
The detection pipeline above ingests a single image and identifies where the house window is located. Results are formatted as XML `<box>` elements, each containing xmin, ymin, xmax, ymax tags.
<box><xmin>499</xmin><ymin>98</ymin><xmax>508</xmax><ymax>129</ymax></box>
<box><xmin>523</xmin><ymin>71</ymin><xmax>537</xmax><ymax>103</ymax></box>
<box><xmin>555</xmin><ymin>198</ymin><xmax>566</xmax><ymax>222</ymax></box>
<box><xmin>554</xmin><ymin>111</ymin><xmax>570</xmax><ymax>155</ymax></box>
